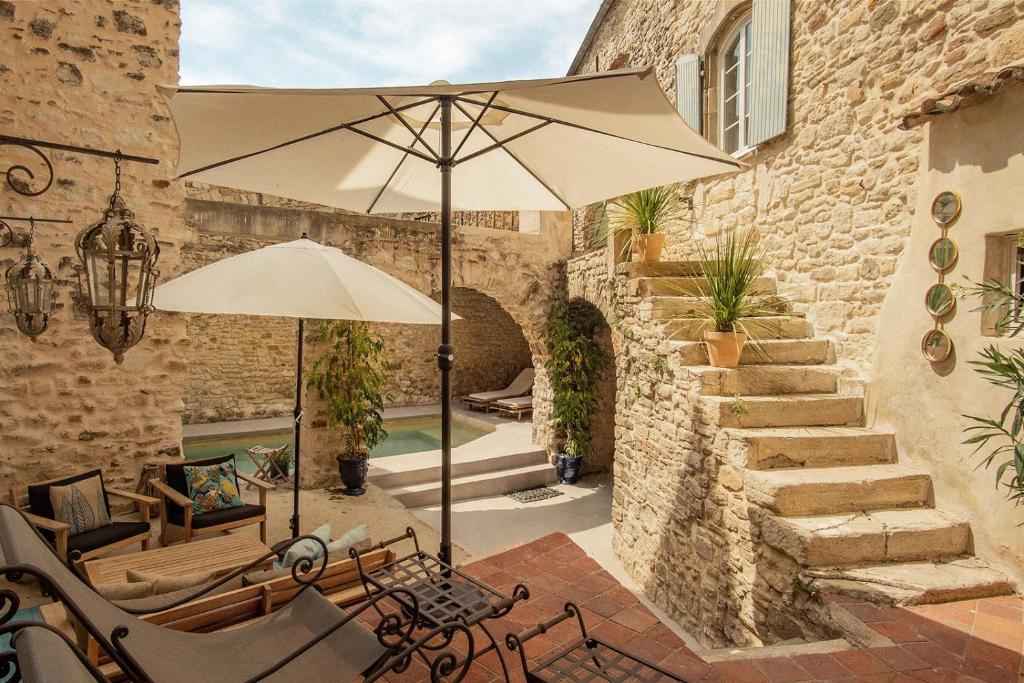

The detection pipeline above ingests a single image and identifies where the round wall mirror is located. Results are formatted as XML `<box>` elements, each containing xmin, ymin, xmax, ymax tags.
<box><xmin>931</xmin><ymin>191</ymin><xmax>961</xmax><ymax>226</ymax></box>
<box><xmin>925</xmin><ymin>283</ymin><xmax>956</xmax><ymax>316</ymax></box>
<box><xmin>922</xmin><ymin>329</ymin><xmax>953</xmax><ymax>362</ymax></box>
<box><xmin>928</xmin><ymin>237</ymin><xmax>958</xmax><ymax>272</ymax></box>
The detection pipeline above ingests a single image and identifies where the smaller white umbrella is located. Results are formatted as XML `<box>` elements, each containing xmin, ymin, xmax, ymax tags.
<box><xmin>154</xmin><ymin>235</ymin><xmax>451</xmax><ymax>536</ymax></box>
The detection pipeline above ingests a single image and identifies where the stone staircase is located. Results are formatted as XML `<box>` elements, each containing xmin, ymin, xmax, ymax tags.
<box><xmin>626</xmin><ymin>260</ymin><xmax>1015</xmax><ymax>606</ymax></box>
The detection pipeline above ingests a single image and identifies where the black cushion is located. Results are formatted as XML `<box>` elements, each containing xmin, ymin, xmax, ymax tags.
<box><xmin>167</xmin><ymin>503</ymin><xmax>265</xmax><ymax>529</ymax></box>
<box><xmin>66</xmin><ymin>521</ymin><xmax>150</xmax><ymax>555</ymax></box>
<box><xmin>27</xmin><ymin>469</ymin><xmax>111</xmax><ymax>522</ymax></box>
<box><xmin>164</xmin><ymin>454</ymin><xmax>237</xmax><ymax>503</ymax></box>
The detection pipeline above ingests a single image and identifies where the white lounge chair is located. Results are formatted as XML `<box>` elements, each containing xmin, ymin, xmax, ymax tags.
<box><xmin>491</xmin><ymin>396</ymin><xmax>533</xmax><ymax>421</ymax></box>
<box><xmin>462</xmin><ymin>368</ymin><xmax>534</xmax><ymax>410</ymax></box>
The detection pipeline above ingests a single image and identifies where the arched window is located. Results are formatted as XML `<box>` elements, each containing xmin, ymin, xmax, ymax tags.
<box><xmin>719</xmin><ymin>15</ymin><xmax>753</xmax><ymax>154</ymax></box>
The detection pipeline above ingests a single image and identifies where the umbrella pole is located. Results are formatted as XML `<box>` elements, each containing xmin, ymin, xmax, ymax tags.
<box><xmin>292</xmin><ymin>316</ymin><xmax>304</xmax><ymax>538</ymax></box>
<box><xmin>438</xmin><ymin>96</ymin><xmax>454</xmax><ymax>566</ymax></box>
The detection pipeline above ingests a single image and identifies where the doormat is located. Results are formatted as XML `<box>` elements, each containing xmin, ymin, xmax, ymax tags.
<box><xmin>506</xmin><ymin>486</ymin><xmax>563</xmax><ymax>503</ymax></box>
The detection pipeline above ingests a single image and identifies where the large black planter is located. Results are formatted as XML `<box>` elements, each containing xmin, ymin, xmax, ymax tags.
<box><xmin>337</xmin><ymin>456</ymin><xmax>368</xmax><ymax>496</ymax></box>
<box><xmin>555</xmin><ymin>454</ymin><xmax>582</xmax><ymax>485</ymax></box>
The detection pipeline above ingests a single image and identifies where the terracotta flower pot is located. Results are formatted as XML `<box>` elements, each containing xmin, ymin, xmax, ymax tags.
<box><xmin>634</xmin><ymin>233</ymin><xmax>665</xmax><ymax>262</ymax></box>
<box><xmin>704</xmin><ymin>331</ymin><xmax>747</xmax><ymax>368</ymax></box>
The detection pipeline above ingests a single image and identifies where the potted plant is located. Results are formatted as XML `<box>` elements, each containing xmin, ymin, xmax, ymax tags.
<box><xmin>594</xmin><ymin>185</ymin><xmax>690</xmax><ymax>262</ymax></box>
<box><xmin>306</xmin><ymin>320</ymin><xmax>392</xmax><ymax>496</ymax></box>
<box><xmin>546</xmin><ymin>303</ymin><xmax>607</xmax><ymax>483</ymax></box>
<box><xmin>693</xmin><ymin>229</ymin><xmax>784</xmax><ymax>368</ymax></box>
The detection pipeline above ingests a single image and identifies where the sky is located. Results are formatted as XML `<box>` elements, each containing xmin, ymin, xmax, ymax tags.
<box><xmin>179</xmin><ymin>0</ymin><xmax>603</xmax><ymax>88</ymax></box>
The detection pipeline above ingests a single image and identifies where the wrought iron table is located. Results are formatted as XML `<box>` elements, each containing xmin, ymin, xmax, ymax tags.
<box><xmin>507</xmin><ymin>603</ymin><xmax>688</xmax><ymax>682</ymax></box>
<box><xmin>351</xmin><ymin>527</ymin><xmax>529</xmax><ymax>681</ymax></box>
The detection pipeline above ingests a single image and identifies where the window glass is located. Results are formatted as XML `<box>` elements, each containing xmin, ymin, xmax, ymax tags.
<box><xmin>720</xmin><ymin>18</ymin><xmax>752</xmax><ymax>154</ymax></box>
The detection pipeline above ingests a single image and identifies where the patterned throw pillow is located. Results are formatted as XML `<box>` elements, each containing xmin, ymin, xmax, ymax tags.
<box><xmin>49</xmin><ymin>475</ymin><xmax>111</xmax><ymax>536</ymax></box>
<box><xmin>183</xmin><ymin>460</ymin><xmax>244</xmax><ymax>516</ymax></box>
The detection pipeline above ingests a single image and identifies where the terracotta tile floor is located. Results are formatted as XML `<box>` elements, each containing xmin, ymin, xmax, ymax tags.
<box><xmin>371</xmin><ymin>533</ymin><xmax>1024</xmax><ymax>682</ymax></box>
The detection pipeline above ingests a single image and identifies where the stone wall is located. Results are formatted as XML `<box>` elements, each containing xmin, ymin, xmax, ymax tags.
<box><xmin>0</xmin><ymin>0</ymin><xmax>188</xmax><ymax>492</ymax></box>
<box><xmin>571</xmin><ymin>0</ymin><xmax>1024</xmax><ymax>370</ymax></box>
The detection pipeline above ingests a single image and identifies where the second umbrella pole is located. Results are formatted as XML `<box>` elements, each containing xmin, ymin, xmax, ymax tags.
<box><xmin>438</xmin><ymin>96</ymin><xmax>454</xmax><ymax>566</ymax></box>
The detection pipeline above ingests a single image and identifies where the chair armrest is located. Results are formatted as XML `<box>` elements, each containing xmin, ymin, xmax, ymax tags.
<box><xmin>105</xmin><ymin>487</ymin><xmax>159</xmax><ymax>507</ymax></box>
<box><xmin>237</xmin><ymin>471</ymin><xmax>275</xmax><ymax>491</ymax></box>
<box><xmin>149</xmin><ymin>480</ymin><xmax>191</xmax><ymax>508</ymax></box>
<box><xmin>22</xmin><ymin>511</ymin><xmax>69</xmax><ymax>534</ymax></box>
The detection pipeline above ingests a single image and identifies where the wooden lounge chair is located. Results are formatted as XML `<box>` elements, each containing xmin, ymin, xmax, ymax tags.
<box><xmin>8</xmin><ymin>469</ymin><xmax>157</xmax><ymax>563</ymax></box>
<box><xmin>491</xmin><ymin>395</ymin><xmax>533</xmax><ymax>421</ymax></box>
<box><xmin>150</xmin><ymin>453</ymin><xmax>273</xmax><ymax>545</ymax></box>
<box><xmin>462</xmin><ymin>367</ymin><xmax>535</xmax><ymax>410</ymax></box>
<box><xmin>0</xmin><ymin>503</ymin><xmax>475</xmax><ymax>682</ymax></box>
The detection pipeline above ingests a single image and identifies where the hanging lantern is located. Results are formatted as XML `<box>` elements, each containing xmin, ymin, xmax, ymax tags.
<box><xmin>5</xmin><ymin>219</ymin><xmax>54</xmax><ymax>341</ymax></box>
<box><xmin>74</xmin><ymin>155</ymin><xmax>159</xmax><ymax>364</ymax></box>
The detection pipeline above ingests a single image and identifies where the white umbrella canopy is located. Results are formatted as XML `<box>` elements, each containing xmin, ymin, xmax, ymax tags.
<box><xmin>157</xmin><ymin>66</ymin><xmax>740</xmax><ymax>560</ymax></box>
<box><xmin>154</xmin><ymin>237</ymin><xmax>452</xmax><ymax>323</ymax></box>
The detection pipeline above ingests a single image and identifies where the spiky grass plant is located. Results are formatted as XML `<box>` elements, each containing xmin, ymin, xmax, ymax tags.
<box><xmin>692</xmin><ymin>228</ymin><xmax>786</xmax><ymax>347</ymax></box>
<box><xmin>592</xmin><ymin>185</ymin><xmax>690</xmax><ymax>256</ymax></box>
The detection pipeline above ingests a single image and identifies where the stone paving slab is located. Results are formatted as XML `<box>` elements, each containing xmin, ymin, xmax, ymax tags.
<box><xmin>367</xmin><ymin>533</ymin><xmax>1024</xmax><ymax>682</ymax></box>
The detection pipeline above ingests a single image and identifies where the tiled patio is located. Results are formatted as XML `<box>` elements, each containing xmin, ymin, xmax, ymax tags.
<box><xmin>375</xmin><ymin>533</ymin><xmax>1024</xmax><ymax>682</ymax></box>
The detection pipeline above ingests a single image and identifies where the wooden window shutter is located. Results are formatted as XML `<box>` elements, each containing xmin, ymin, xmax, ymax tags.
<box><xmin>749</xmin><ymin>0</ymin><xmax>791</xmax><ymax>146</ymax></box>
<box><xmin>675</xmin><ymin>53</ymin><xmax>702</xmax><ymax>134</ymax></box>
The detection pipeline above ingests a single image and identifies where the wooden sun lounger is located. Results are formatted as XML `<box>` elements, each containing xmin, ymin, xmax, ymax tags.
<box><xmin>463</xmin><ymin>367</ymin><xmax>535</xmax><ymax>410</ymax></box>
<box><xmin>491</xmin><ymin>396</ymin><xmax>534</xmax><ymax>421</ymax></box>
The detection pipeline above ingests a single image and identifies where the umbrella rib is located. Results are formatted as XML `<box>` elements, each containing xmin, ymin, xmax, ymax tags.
<box><xmin>451</xmin><ymin>96</ymin><xmax>743</xmax><ymax>168</ymax></box>
<box><xmin>451</xmin><ymin>100</ymin><xmax>571</xmax><ymax>210</ymax></box>
<box><xmin>177</xmin><ymin>96</ymin><xmax>436</xmax><ymax>178</ymax></box>
<box><xmin>367</xmin><ymin>102</ymin><xmax>441</xmax><ymax>214</ymax></box>
<box><xmin>345</xmin><ymin>125</ymin><xmax>437</xmax><ymax>164</ymax></box>
<box><xmin>376</xmin><ymin>96</ymin><xmax>440</xmax><ymax>162</ymax></box>
<box><xmin>450</xmin><ymin>91</ymin><xmax>498</xmax><ymax>161</ymax></box>
<box><xmin>454</xmin><ymin>120</ymin><xmax>552</xmax><ymax>165</ymax></box>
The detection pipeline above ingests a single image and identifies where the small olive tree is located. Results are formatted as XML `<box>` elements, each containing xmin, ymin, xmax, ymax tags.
<box><xmin>305</xmin><ymin>320</ymin><xmax>392</xmax><ymax>460</ymax></box>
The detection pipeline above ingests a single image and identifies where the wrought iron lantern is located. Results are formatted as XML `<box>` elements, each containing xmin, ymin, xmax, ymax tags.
<box><xmin>5</xmin><ymin>219</ymin><xmax>54</xmax><ymax>341</ymax></box>
<box><xmin>75</xmin><ymin>155</ymin><xmax>159</xmax><ymax>363</ymax></box>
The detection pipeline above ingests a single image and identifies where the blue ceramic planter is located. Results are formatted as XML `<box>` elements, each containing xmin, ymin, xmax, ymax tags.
<box><xmin>556</xmin><ymin>454</ymin><xmax>583</xmax><ymax>485</ymax></box>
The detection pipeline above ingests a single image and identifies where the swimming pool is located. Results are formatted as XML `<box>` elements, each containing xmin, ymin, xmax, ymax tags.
<box><xmin>183</xmin><ymin>415</ymin><xmax>490</xmax><ymax>469</ymax></box>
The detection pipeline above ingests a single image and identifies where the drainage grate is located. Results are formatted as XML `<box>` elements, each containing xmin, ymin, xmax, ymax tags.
<box><xmin>506</xmin><ymin>486</ymin><xmax>563</xmax><ymax>503</ymax></box>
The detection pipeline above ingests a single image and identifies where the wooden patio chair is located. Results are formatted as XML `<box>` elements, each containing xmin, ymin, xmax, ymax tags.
<box><xmin>8</xmin><ymin>469</ymin><xmax>157</xmax><ymax>563</ymax></box>
<box><xmin>150</xmin><ymin>453</ymin><xmax>273</xmax><ymax>546</ymax></box>
<box><xmin>462</xmin><ymin>367</ymin><xmax>535</xmax><ymax>410</ymax></box>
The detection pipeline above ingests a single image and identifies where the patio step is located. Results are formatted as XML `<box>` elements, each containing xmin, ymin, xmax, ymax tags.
<box><xmin>762</xmin><ymin>508</ymin><xmax>971</xmax><ymax>567</ymax></box>
<box><xmin>369</xmin><ymin>447</ymin><xmax>548</xmax><ymax>489</ymax></box>
<box><xmin>667</xmin><ymin>338</ymin><xmax>833</xmax><ymax>366</ymax></box>
<box><xmin>690</xmin><ymin>365</ymin><xmax>841</xmax><ymax>396</ymax></box>
<box><xmin>703</xmin><ymin>394</ymin><xmax>863</xmax><ymax>428</ymax></box>
<box><xmin>808</xmin><ymin>558</ymin><xmax>1015</xmax><ymax>606</ymax></box>
<box><xmin>660</xmin><ymin>316</ymin><xmax>813</xmax><ymax>339</ymax></box>
<box><xmin>385</xmin><ymin>462</ymin><xmax>558</xmax><ymax>508</ymax></box>
<box><xmin>745</xmin><ymin>464</ymin><xmax>932</xmax><ymax>516</ymax></box>
<box><xmin>727</xmin><ymin>426</ymin><xmax>898</xmax><ymax>470</ymax></box>
<box><xmin>629</xmin><ymin>275</ymin><xmax>776</xmax><ymax>297</ymax></box>
<box><xmin>618</xmin><ymin>261</ymin><xmax>704</xmax><ymax>277</ymax></box>
<box><xmin>640</xmin><ymin>296</ymin><xmax>790</xmax><ymax>320</ymax></box>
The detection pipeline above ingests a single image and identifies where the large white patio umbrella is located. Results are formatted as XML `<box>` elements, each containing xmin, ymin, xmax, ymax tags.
<box><xmin>157</xmin><ymin>67</ymin><xmax>740</xmax><ymax>562</ymax></box>
<box><xmin>154</xmin><ymin>237</ymin><xmax>451</xmax><ymax>538</ymax></box>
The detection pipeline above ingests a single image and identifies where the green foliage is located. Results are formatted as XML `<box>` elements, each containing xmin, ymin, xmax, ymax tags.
<box><xmin>791</xmin><ymin>575</ymin><xmax>823</xmax><ymax>604</ymax></box>
<box><xmin>592</xmin><ymin>185</ymin><xmax>691</xmax><ymax>253</ymax></box>
<box><xmin>305</xmin><ymin>320</ymin><xmax>393</xmax><ymax>460</ymax></box>
<box><xmin>954</xmin><ymin>277</ymin><xmax>1023</xmax><ymax>337</ymax></box>
<box><xmin>692</xmin><ymin>229</ymin><xmax>785</xmax><ymax>341</ymax></box>
<box><xmin>728</xmin><ymin>394</ymin><xmax>748</xmax><ymax>416</ymax></box>
<box><xmin>547</xmin><ymin>303</ymin><xmax>609</xmax><ymax>460</ymax></box>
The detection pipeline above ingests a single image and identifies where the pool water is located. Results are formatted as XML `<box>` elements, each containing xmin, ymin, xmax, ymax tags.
<box><xmin>183</xmin><ymin>417</ymin><xmax>489</xmax><ymax>467</ymax></box>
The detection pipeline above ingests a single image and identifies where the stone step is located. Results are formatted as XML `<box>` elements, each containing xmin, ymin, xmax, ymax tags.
<box><xmin>745</xmin><ymin>464</ymin><xmax>932</xmax><ymax>516</ymax></box>
<box><xmin>690</xmin><ymin>365</ymin><xmax>842</xmax><ymax>396</ymax></box>
<box><xmin>660</xmin><ymin>316</ymin><xmax>814</xmax><ymax>339</ymax></box>
<box><xmin>727</xmin><ymin>426</ymin><xmax>897</xmax><ymax>470</ymax></box>
<box><xmin>667</xmin><ymin>338</ymin><xmax>833</xmax><ymax>366</ymax></box>
<box><xmin>763</xmin><ymin>509</ymin><xmax>971</xmax><ymax>567</ymax></box>
<box><xmin>385</xmin><ymin>462</ymin><xmax>558</xmax><ymax>508</ymax></box>
<box><xmin>703</xmin><ymin>394</ymin><xmax>864</xmax><ymax>429</ymax></box>
<box><xmin>641</xmin><ymin>296</ymin><xmax>790</xmax><ymax>320</ymax></box>
<box><xmin>809</xmin><ymin>558</ymin><xmax>1015</xmax><ymax>606</ymax></box>
<box><xmin>369</xmin><ymin>448</ymin><xmax>548</xmax><ymax>489</ymax></box>
<box><xmin>618</xmin><ymin>261</ymin><xmax>704</xmax><ymax>278</ymax></box>
<box><xmin>629</xmin><ymin>276</ymin><xmax>777</xmax><ymax>297</ymax></box>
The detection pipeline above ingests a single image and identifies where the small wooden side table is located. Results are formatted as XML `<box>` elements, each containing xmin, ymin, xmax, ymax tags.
<box><xmin>83</xmin><ymin>533</ymin><xmax>272</xmax><ymax>588</ymax></box>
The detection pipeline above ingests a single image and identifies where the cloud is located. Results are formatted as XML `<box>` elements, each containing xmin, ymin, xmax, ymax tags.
<box><xmin>180</xmin><ymin>0</ymin><xmax>602</xmax><ymax>87</ymax></box>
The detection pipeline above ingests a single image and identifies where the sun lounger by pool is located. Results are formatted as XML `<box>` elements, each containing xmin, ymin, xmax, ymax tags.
<box><xmin>491</xmin><ymin>396</ymin><xmax>534</xmax><ymax>421</ymax></box>
<box><xmin>463</xmin><ymin>368</ymin><xmax>534</xmax><ymax>410</ymax></box>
